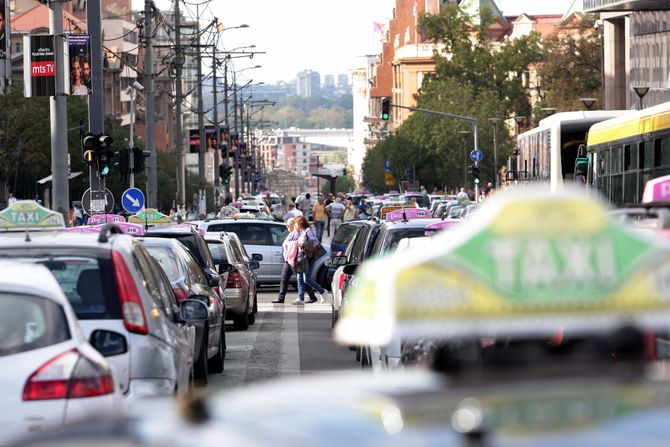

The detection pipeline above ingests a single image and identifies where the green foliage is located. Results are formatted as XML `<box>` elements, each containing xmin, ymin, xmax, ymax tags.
<box><xmin>320</xmin><ymin>175</ymin><xmax>356</xmax><ymax>195</ymax></box>
<box><xmin>537</xmin><ymin>15</ymin><xmax>602</xmax><ymax>112</ymax></box>
<box><xmin>264</xmin><ymin>94</ymin><xmax>353</xmax><ymax>129</ymax></box>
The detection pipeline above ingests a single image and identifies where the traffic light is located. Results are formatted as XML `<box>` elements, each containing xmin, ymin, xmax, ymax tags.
<box><xmin>132</xmin><ymin>148</ymin><xmax>150</xmax><ymax>173</ymax></box>
<box><xmin>381</xmin><ymin>98</ymin><xmax>390</xmax><ymax>121</ymax></box>
<box><xmin>82</xmin><ymin>132</ymin><xmax>96</xmax><ymax>165</ymax></box>
<box><xmin>219</xmin><ymin>165</ymin><xmax>232</xmax><ymax>185</ymax></box>
<box><xmin>114</xmin><ymin>148</ymin><xmax>130</xmax><ymax>179</ymax></box>
<box><xmin>96</xmin><ymin>134</ymin><xmax>114</xmax><ymax>177</ymax></box>
<box><xmin>469</xmin><ymin>164</ymin><xmax>481</xmax><ymax>185</ymax></box>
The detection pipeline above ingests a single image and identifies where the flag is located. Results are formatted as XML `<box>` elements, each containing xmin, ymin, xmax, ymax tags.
<box><xmin>373</xmin><ymin>21</ymin><xmax>386</xmax><ymax>34</ymax></box>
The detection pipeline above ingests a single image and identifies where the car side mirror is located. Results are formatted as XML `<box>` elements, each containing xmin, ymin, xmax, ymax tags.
<box><xmin>180</xmin><ymin>299</ymin><xmax>209</xmax><ymax>323</ymax></box>
<box><xmin>206</xmin><ymin>269</ymin><xmax>220</xmax><ymax>287</ymax></box>
<box><xmin>89</xmin><ymin>330</ymin><xmax>128</xmax><ymax>357</ymax></box>
<box><xmin>252</xmin><ymin>253</ymin><xmax>263</xmax><ymax>261</ymax></box>
<box><xmin>218</xmin><ymin>262</ymin><xmax>234</xmax><ymax>275</ymax></box>
<box><xmin>248</xmin><ymin>260</ymin><xmax>260</xmax><ymax>270</ymax></box>
<box><xmin>342</xmin><ymin>263</ymin><xmax>359</xmax><ymax>275</ymax></box>
<box><xmin>333</xmin><ymin>255</ymin><xmax>348</xmax><ymax>266</ymax></box>
<box><xmin>325</xmin><ymin>259</ymin><xmax>333</xmax><ymax>267</ymax></box>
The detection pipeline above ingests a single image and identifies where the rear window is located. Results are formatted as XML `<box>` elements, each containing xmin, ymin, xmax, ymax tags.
<box><xmin>8</xmin><ymin>255</ymin><xmax>120</xmax><ymax>320</ymax></box>
<box><xmin>373</xmin><ymin>227</ymin><xmax>431</xmax><ymax>255</ymax></box>
<box><xmin>0</xmin><ymin>293</ymin><xmax>70</xmax><ymax>356</ymax></box>
<box><xmin>205</xmin><ymin>223</ymin><xmax>270</xmax><ymax>245</ymax></box>
<box><xmin>207</xmin><ymin>242</ymin><xmax>228</xmax><ymax>264</ymax></box>
<box><xmin>144</xmin><ymin>246</ymin><xmax>181</xmax><ymax>281</ymax></box>
<box><xmin>332</xmin><ymin>224</ymin><xmax>362</xmax><ymax>245</ymax></box>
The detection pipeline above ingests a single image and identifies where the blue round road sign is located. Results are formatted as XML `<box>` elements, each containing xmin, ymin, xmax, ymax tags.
<box><xmin>122</xmin><ymin>188</ymin><xmax>145</xmax><ymax>213</ymax></box>
<box><xmin>470</xmin><ymin>149</ymin><xmax>484</xmax><ymax>162</ymax></box>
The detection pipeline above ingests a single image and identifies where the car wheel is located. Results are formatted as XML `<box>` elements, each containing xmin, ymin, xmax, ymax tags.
<box><xmin>233</xmin><ymin>303</ymin><xmax>250</xmax><ymax>331</ymax></box>
<box><xmin>207</xmin><ymin>328</ymin><xmax>225</xmax><ymax>374</ymax></box>
<box><xmin>193</xmin><ymin>328</ymin><xmax>209</xmax><ymax>385</ymax></box>
<box><xmin>331</xmin><ymin>303</ymin><xmax>338</xmax><ymax>329</ymax></box>
<box><xmin>248</xmin><ymin>293</ymin><xmax>256</xmax><ymax>325</ymax></box>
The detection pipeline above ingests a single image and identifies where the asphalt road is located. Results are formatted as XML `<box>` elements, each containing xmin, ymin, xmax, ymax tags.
<box><xmin>208</xmin><ymin>286</ymin><xmax>357</xmax><ymax>391</ymax></box>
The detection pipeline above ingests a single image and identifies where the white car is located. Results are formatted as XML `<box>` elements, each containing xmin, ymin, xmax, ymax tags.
<box><xmin>0</xmin><ymin>262</ymin><xmax>123</xmax><ymax>444</ymax></box>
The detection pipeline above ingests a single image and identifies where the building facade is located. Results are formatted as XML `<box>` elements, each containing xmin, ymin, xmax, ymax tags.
<box><xmin>296</xmin><ymin>69</ymin><xmax>321</xmax><ymax>97</ymax></box>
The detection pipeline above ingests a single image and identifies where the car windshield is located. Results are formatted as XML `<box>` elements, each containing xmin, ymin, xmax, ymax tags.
<box><xmin>332</xmin><ymin>224</ymin><xmax>361</xmax><ymax>245</ymax></box>
<box><xmin>0</xmin><ymin>293</ymin><xmax>70</xmax><ymax>356</ymax></box>
<box><xmin>372</xmin><ymin>227</ymin><xmax>432</xmax><ymax>255</ymax></box>
<box><xmin>6</xmin><ymin>254</ymin><xmax>120</xmax><ymax>320</ymax></box>
<box><xmin>144</xmin><ymin>246</ymin><xmax>181</xmax><ymax>281</ymax></box>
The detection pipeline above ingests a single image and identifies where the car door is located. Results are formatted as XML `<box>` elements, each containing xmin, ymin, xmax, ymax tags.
<box><xmin>267</xmin><ymin>223</ymin><xmax>289</xmax><ymax>278</ymax></box>
<box><xmin>226</xmin><ymin>238</ymin><xmax>252</xmax><ymax>305</ymax></box>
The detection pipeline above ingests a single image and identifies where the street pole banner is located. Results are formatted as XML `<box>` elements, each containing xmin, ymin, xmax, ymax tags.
<box><xmin>23</xmin><ymin>35</ymin><xmax>56</xmax><ymax>97</ymax></box>
<box><xmin>67</xmin><ymin>34</ymin><xmax>92</xmax><ymax>96</ymax></box>
<box><xmin>189</xmin><ymin>128</ymin><xmax>199</xmax><ymax>153</ymax></box>
<box><xmin>0</xmin><ymin>0</ymin><xmax>7</xmax><ymax>60</ymax></box>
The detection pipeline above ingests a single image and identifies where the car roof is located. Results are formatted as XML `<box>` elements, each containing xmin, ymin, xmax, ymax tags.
<box><xmin>0</xmin><ymin>261</ymin><xmax>71</xmax><ymax>307</ymax></box>
<box><xmin>380</xmin><ymin>218</ymin><xmax>444</xmax><ymax>229</ymax></box>
<box><xmin>0</xmin><ymin>230</ymin><xmax>131</xmax><ymax>249</ymax></box>
<box><xmin>201</xmin><ymin>218</ymin><xmax>285</xmax><ymax>227</ymax></box>
<box><xmin>146</xmin><ymin>224</ymin><xmax>197</xmax><ymax>235</ymax></box>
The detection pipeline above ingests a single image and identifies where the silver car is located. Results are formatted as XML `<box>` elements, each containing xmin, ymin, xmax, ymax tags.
<box><xmin>0</xmin><ymin>225</ymin><xmax>208</xmax><ymax>399</ymax></box>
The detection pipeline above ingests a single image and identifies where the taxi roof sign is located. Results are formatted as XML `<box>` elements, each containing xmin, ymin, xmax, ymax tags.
<box><xmin>0</xmin><ymin>200</ymin><xmax>65</xmax><ymax>231</ymax></box>
<box><xmin>128</xmin><ymin>208</ymin><xmax>171</xmax><ymax>225</ymax></box>
<box><xmin>385</xmin><ymin>208</ymin><xmax>431</xmax><ymax>222</ymax></box>
<box><xmin>335</xmin><ymin>190</ymin><xmax>670</xmax><ymax>346</ymax></box>
<box><xmin>642</xmin><ymin>174</ymin><xmax>670</xmax><ymax>203</ymax></box>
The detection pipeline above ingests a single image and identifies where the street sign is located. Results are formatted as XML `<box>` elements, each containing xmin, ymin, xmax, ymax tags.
<box><xmin>122</xmin><ymin>188</ymin><xmax>145</xmax><ymax>213</ymax></box>
<box><xmin>470</xmin><ymin>149</ymin><xmax>484</xmax><ymax>162</ymax></box>
<box><xmin>81</xmin><ymin>188</ymin><xmax>114</xmax><ymax>215</ymax></box>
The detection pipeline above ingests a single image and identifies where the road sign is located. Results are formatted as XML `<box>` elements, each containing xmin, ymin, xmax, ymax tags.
<box><xmin>82</xmin><ymin>188</ymin><xmax>114</xmax><ymax>215</ymax></box>
<box><xmin>470</xmin><ymin>149</ymin><xmax>484</xmax><ymax>162</ymax></box>
<box><xmin>122</xmin><ymin>188</ymin><xmax>145</xmax><ymax>213</ymax></box>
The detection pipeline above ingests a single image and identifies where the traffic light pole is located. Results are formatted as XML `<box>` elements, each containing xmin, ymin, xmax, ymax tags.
<box><xmin>49</xmin><ymin>0</ymin><xmax>69</xmax><ymax>223</ymax></box>
<box><xmin>223</xmin><ymin>57</ymin><xmax>231</xmax><ymax>195</ymax></box>
<box><xmin>174</xmin><ymin>0</ymin><xmax>185</xmax><ymax>213</ymax></box>
<box><xmin>144</xmin><ymin>0</ymin><xmax>157</xmax><ymax>208</ymax></box>
<box><xmin>213</xmin><ymin>49</ymin><xmax>220</xmax><ymax>209</ymax></box>
<box><xmin>87</xmin><ymin>0</ymin><xmax>104</xmax><ymax>195</ymax></box>
<box><xmin>195</xmin><ymin>5</ymin><xmax>206</xmax><ymax>216</ymax></box>
<box><xmin>128</xmin><ymin>89</ymin><xmax>136</xmax><ymax>188</ymax></box>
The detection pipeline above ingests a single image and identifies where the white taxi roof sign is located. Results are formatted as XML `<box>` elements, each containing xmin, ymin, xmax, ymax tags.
<box><xmin>128</xmin><ymin>208</ymin><xmax>171</xmax><ymax>225</ymax></box>
<box><xmin>335</xmin><ymin>190</ymin><xmax>670</xmax><ymax>346</ymax></box>
<box><xmin>0</xmin><ymin>200</ymin><xmax>65</xmax><ymax>230</ymax></box>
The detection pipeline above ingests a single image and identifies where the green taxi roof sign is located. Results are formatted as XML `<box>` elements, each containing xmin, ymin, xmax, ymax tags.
<box><xmin>335</xmin><ymin>190</ymin><xmax>670</xmax><ymax>346</ymax></box>
<box><xmin>128</xmin><ymin>208</ymin><xmax>171</xmax><ymax>225</ymax></box>
<box><xmin>0</xmin><ymin>200</ymin><xmax>65</xmax><ymax>230</ymax></box>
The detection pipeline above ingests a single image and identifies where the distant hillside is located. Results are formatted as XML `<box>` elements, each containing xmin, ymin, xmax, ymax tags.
<box><xmin>265</xmin><ymin>94</ymin><xmax>353</xmax><ymax>129</ymax></box>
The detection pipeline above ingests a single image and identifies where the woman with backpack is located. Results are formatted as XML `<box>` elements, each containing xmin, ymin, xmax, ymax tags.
<box><xmin>294</xmin><ymin>216</ymin><xmax>328</xmax><ymax>304</ymax></box>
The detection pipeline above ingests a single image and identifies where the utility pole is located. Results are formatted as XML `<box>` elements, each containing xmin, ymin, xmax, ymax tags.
<box><xmin>1</xmin><ymin>0</ymin><xmax>10</xmax><ymax>93</ymax></box>
<box><xmin>174</xmin><ymin>0</ymin><xmax>185</xmax><ymax>212</ymax></box>
<box><xmin>128</xmin><ymin>88</ymin><xmax>136</xmax><ymax>188</ymax></box>
<box><xmin>223</xmin><ymin>57</ymin><xmax>231</xmax><ymax>195</ymax></box>
<box><xmin>195</xmin><ymin>5</ymin><xmax>206</xmax><ymax>216</ymax></box>
<box><xmin>49</xmin><ymin>0</ymin><xmax>69</xmax><ymax>222</ymax></box>
<box><xmin>212</xmin><ymin>45</ymin><xmax>220</xmax><ymax>209</ymax></box>
<box><xmin>144</xmin><ymin>0</ymin><xmax>157</xmax><ymax>208</ymax></box>
<box><xmin>87</xmin><ymin>0</ymin><xmax>103</xmax><ymax>193</ymax></box>
<box><xmin>233</xmin><ymin>81</ymin><xmax>240</xmax><ymax>199</ymax></box>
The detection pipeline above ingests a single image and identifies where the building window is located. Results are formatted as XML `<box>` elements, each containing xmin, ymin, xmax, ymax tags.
<box><xmin>15</xmin><ymin>41</ymin><xmax>21</xmax><ymax>53</ymax></box>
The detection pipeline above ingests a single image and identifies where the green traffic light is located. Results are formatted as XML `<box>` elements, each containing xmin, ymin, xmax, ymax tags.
<box><xmin>382</xmin><ymin>112</ymin><xmax>390</xmax><ymax>120</ymax></box>
<box><xmin>100</xmin><ymin>166</ymin><xmax>110</xmax><ymax>176</ymax></box>
<box><xmin>474</xmin><ymin>178</ymin><xmax>480</xmax><ymax>185</ymax></box>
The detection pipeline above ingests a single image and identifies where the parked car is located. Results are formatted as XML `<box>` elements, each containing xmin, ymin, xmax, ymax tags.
<box><xmin>0</xmin><ymin>225</ymin><xmax>208</xmax><ymax>398</ymax></box>
<box><xmin>0</xmin><ymin>261</ymin><xmax>124</xmax><ymax>444</ymax></box>
<box><xmin>205</xmin><ymin>233</ymin><xmax>260</xmax><ymax>330</ymax></box>
<box><xmin>199</xmin><ymin>218</ymin><xmax>329</xmax><ymax>288</ymax></box>
<box><xmin>139</xmin><ymin>237</ymin><xmax>226</xmax><ymax>381</ymax></box>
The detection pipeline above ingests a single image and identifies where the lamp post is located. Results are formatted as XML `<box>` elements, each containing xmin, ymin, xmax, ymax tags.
<box><xmin>633</xmin><ymin>86</ymin><xmax>650</xmax><ymax>110</ymax></box>
<box><xmin>232</xmin><ymin>65</ymin><xmax>261</xmax><ymax>198</ymax></box>
<box><xmin>459</xmin><ymin>130</ymin><xmax>470</xmax><ymax>187</ymax></box>
<box><xmin>541</xmin><ymin>107</ymin><xmax>557</xmax><ymax>117</ymax></box>
<box><xmin>126</xmin><ymin>82</ymin><xmax>144</xmax><ymax>188</ymax></box>
<box><xmin>580</xmin><ymin>97</ymin><xmax>597</xmax><ymax>110</ymax></box>
<box><xmin>488</xmin><ymin>118</ymin><xmax>501</xmax><ymax>189</ymax></box>
<box><xmin>513</xmin><ymin>115</ymin><xmax>526</xmax><ymax>138</ymax></box>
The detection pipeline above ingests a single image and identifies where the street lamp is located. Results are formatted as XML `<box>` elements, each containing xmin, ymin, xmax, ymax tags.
<box><xmin>459</xmin><ymin>130</ymin><xmax>470</xmax><ymax>187</ymax></box>
<box><xmin>580</xmin><ymin>97</ymin><xmax>597</xmax><ymax>110</ymax></box>
<box><xmin>488</xmin><ymin>118</ymin><xmax>501</xmax><ymax>189</ymax></box>
<box><xmin>633</xmin><ymin>86</ymin><xmax>650</xmax><ymax>110</ymax></box>
<box><xmin>125</xmin><ymin>81</ymin><xmax>144</xmax><ymax>188</ymax></box>
<box><xmin>541</xmin><ymin>107</ymin><xmax>557</xmax><ymax>117</ymax></box>
<box><xmin>513</xmin><ymin>115</ymin><xmax>526</xmax><ymax>138</ymax></box>
<box><xmin>232</xmin><ymin>64</ymin><xmax>261</xmax><ymax>197</ymax></box>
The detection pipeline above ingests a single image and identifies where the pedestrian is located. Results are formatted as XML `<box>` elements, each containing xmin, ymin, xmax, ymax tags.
<box><xmin>224</xmin><ymin>192</ymin><xmax>233</xmax><ymax>205</ymax></box>
<box><xmin>358</xmin><ymin>197</ymin><xmax>372</xmax><ymax>220</ymax></box>
<box><xmin>73</xmin><ymin>206</ymin><xmax>83</xmax><ymax>226</ymax></box>
<box><xmin>272</xmin><ymin>218</ymin><xmax>316</xmax><ymax>304</ymax></box>
<box><xmin>293</xmin><ymin>216</ymin><xmax>327</xmax><ymax>305</ymax></box>
<box><xmin>325</xmin><ymin>193</ymin><xmax>334</xmax><ymax>236</ymax></box>
<box><xmin>343</xmin><ymin>199</ymin><xmax>357</xmax><ymax>222</ymax></box>
<box><xmin>312</xmin><ymin>198</ymin><xmax>327</xmax><ymax>242</ymax></box>
<box><xmin>456</xmin><ymin>188</ymin><xmax>469</xmax><ymax>202</ymax></box>
<box><xmin>299</xmin><ymin>193</ymin><xmax>313</xmax><ymax>221</ymax></box>
<box><xmin>282</xmin><ymin>203</ymin><xmax>303</xmax><ymax>221</ymax></box>
<box><xmin>326</xmin><ymin>197</ymin><xmax>345</xmax><ymax>238</ymax></box>
<box><xmin>7</xmin><ymin>192</ymin><xmax>16</xmax><ymax>207</ymax></box>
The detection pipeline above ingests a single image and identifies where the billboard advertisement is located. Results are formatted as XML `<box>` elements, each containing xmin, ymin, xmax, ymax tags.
<box><xmin>189</xmin><ymin>126</ymin><xmax>230</xmax><ymax>153</ymax></box>
<box><xmin>67</xmin><ymin>34</ymin><xmax>91</xmax><ymax>95</ymax></box>
<box><xmin>23</xmin><ymin>35</ymin><xmax>56</xmax><ymax>97</ymax></box>
<box><xmin>0</xmin><ymin>0</ymin><xmax>7</xmax><ymax>60</ymax></box>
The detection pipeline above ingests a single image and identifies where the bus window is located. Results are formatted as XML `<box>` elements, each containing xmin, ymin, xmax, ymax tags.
<box><xmin>599</xmin><ymin>149</ymin><xmax>610</xmax><ymax>176</ymax></box>
<box><xmin>611</xmin><ymin>175</ymin><xmax>623</xmax><ymax>206</ymax></box>
<box><xmin>640</xmin><ymin>140</ymin><xmax>654</xmax><ymax>169</ymax></box>
<box><xmin>659</xmin><ymin>137</ymin><xmax>670</xmax><ymax>167</ymax></box>
<box><xmin>624</xmin><ymin>172</ymin><xmax>637</xmax><ymax>204</ymax></box>
<box><xmin>611</xmin><ymin>146</ymin><xmax>623</xmax><ymax>174</ymax></box>
<box><xmin>624</xmin><ymin>144</ymin><xmax>637</xmax><ymax>171</ymax></box>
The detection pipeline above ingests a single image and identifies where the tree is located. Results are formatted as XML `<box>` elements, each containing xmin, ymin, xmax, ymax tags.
<box><xmin>537</xmin><ymin>15</ymin><xmax>602</xmax><ymax>112</ymax></box>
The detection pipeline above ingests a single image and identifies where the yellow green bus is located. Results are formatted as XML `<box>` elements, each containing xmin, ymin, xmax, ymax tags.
<box><xmin>587</xmin><ymin>101</ymin><xmax>670</xmax><ymax>206</ymax></box>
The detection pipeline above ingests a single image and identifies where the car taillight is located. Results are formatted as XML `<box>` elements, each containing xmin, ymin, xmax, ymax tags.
<box><xmin>23</xmin><ymin>349</ymin><xmax>114</xmax><ymax>401</ymax></box>
<box><xmin>226</xmin><ymin>272</ymin><xmax>242</xmax><ymax>288</ymax></box>
<box><xmin>112</xmin><ymin>251</ymin><xmax>148</xmax><ymax>335</ymax></box>
<box><xmin>338</xmin><ymin>273</ymin><xmax>346</xmax><ymax>290</ymax></box>
<box><xmin>173</xmin><ymin>287</ymin><xmax>189</xmax><ymax>303</ymax></box>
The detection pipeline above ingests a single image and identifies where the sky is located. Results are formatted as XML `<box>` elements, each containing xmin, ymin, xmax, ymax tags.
<box><xmin>137</xmin><ymin>0</ymin><xmax>575</xmax><ymax>85</ymax></box>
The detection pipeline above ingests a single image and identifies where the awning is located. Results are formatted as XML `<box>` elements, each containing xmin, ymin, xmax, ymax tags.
<box><xmin>36</xmin><ymin>172</ymin><xmax>83</xmax><ymax>185</ymax></box>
